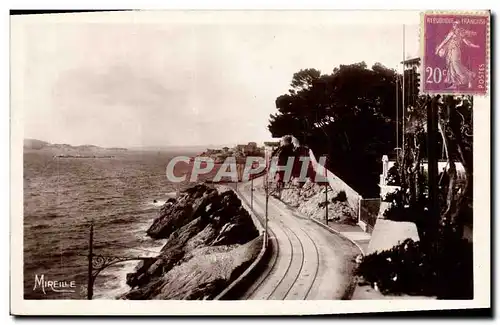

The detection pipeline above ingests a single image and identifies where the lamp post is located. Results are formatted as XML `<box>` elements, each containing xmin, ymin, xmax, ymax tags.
<box><xmin>250</xmin><ymin>177</ymin><xmax>254</xmax><ymax>210</ymax></box>
<box><xmin>325</xmin><ymin>184</ymin><xmax>328</xmax><ymax>225</ymax></box>
<box><xmin>427</xmin><ymin>96</ymin><xmax>440</xmax><ymax>227</ymax></box>
<box><xmin>235</xmin><ymin>163</ymin><xmax>239</xmax><ymax>191</ymax></box>
<box><xmin>85</xmin><ymin>221</ymin><xmax>158</xmax><ymax>300</ymax></box>
<box><xmin>87</xmin><ymin>220</ymin><xmax>94</xmax><ymax>300</ymax></box>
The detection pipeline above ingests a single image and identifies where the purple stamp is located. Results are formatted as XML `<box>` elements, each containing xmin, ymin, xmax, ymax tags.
<box><xmin>422</xmin><ymin>11</ymin><xmax>490</xmax><ymax>95</ymax></box>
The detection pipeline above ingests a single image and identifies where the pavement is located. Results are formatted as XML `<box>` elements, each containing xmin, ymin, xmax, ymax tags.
<box><xmin>349</xmin><ymin>201</ymin><xmax>433</xmax><ymax>300</ymax></box>
<box><xmin>313</xmin><ymin>221</ymin><xmax>372</xmax><ymax>255</ymax></box>
<box><xmin>366</xmin><ymin>219</ymin><xmax>420</xmax><ymax>254</ymax></box>
<box><xmin>235</xmin><ymin>177</ymin><xmax>433</xmax><ymax>300</ymax></box>
<box><xmin>265</xmin><ymin>182</ymin><xmax>431</xmax><ymax>300</ymax></box>
<box><xmin>237</xmin><ymin>178</ymin><xmax>360</xmax><ymax>300</ymax></box>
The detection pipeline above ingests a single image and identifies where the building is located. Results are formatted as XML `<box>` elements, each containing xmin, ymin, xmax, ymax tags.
<box><xmin>243</xmin><ymin>142</ymin><xmax>255</xmax><ymax>155</ymax></box>
<box><xmin>234</xmin><ymin>144</ymin><xmax>246</xmax><ymax>154</ymax></box>
<box><xmin>263</xmin><ymin>140</ymin><xmax>281</xmax><ymax>163</ymax></box>
<box><xmin>206</xmin><ymin>149</ymin><xmax>222</xmax><ymax>155</ymax></box>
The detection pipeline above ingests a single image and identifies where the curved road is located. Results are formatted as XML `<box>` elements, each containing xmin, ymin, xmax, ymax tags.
<box><xmin>237</xmin><ymin>177</ymin><xmax>361</xmax><ymax>300</ymax></box>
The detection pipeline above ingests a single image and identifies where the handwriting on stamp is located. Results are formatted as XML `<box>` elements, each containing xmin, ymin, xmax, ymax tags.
<box><xmin>422</xmin><ymin>12</ymin><xmax>489</xmax><ymax>95</ymax></box>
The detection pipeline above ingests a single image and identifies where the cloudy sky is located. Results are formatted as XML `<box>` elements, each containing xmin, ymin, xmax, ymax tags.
<box><xmin>14</xmin><ymin>11</ymin><xmax>419</xmax><ymax>148</ymax></box>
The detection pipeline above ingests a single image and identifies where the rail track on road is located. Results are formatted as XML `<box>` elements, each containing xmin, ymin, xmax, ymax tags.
<box><xmin>235</xmin><ymin>178</ymin><xmax>357</xmax><ymax>300</ymax></box>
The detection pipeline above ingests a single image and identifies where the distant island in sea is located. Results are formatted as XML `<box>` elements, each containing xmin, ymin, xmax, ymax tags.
<box><xmin>23</xmin><ymin>138</ymin><xmax>128</xmax><ymax>153</ymax></box>
<box><xmin>23</xmin><ymin>138</ymin><xmax>269</xmax><ymax>155</ymax></box>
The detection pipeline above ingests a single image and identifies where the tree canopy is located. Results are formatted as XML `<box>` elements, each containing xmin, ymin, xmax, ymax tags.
<box><xmin>268</xmin><ymin>62</ymin><xmax>403</xmax><ymax>196</ymax></box>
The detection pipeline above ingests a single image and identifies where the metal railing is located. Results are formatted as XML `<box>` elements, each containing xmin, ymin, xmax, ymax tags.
<box><xmin>84</xmin><ymin>221</ymin><xmax>159</xmax><ymax>300</ymax></box>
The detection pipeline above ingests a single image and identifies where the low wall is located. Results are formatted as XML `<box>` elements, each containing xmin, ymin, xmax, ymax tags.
<box><xmin>358</xmin><ymin>198</ymin><xmax>381</xmax><ymax>234</ymax></box>
<box><xmin>308</xmin><ymin>149</ymin><xmax>362</xmax><ymax>213</ymax></box>
<box><xmin>214</xmin><ymin>185</ymin><xmax>269</xmax><ymax>300</ymax></box>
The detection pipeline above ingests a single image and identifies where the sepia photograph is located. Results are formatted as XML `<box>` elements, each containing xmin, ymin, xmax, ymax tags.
<box><xmin>10</xmin><ymin>9</ymin><xmax>491</xmax><ymax>315</ymax></box>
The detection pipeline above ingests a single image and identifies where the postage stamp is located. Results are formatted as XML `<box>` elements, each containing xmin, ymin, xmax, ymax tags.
<box><xmin>421</xmin><ymin>11</ymin><xmax>490</xmax><ymax>95</ymax></box>
<box><xmin>10</xmin><ymin>10</ymin><xmax>491</xmax><ymax>316</ymax></box>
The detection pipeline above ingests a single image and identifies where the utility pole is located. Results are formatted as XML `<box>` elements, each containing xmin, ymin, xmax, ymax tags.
<box><xmin>263</xmin><ymin>149</ymin><xmax>271</xmax><ymax>249</ymax></box>
<box><xmin>235</xmin><ymin>163</ymin><xmax>238</xmax><ymax>191</ymax></box>
<box><xmin>264</xmin><ymin>172</ymin><xmax>269</xmax><ymax>249</ymax></box>
<box><xmin>396</xmin><ymin>72</ymin><xmax>399</xmax><ymax>151</ymax></box>
<box><xmin>395</xmin><ymin>68</ymin><xmax>402</xmax><ymax>165</ymax></box>
<box><xmin>265</xmin><ymin>186</ymin><xmax>269</xmax><ymax>248</ymax></box>
<box><xmin>84</xmin><ymin>221</ymin><xmax>161</xmax><ymax>300</ymax></box>
<box><xmin>402</xmin><ymin>24</ymin><xmax>406</xmax><ymax>160</ymax></box>
<box><xmin>87</xmin><ymin>220</ymin><xmax>94</xmax><ymax>300</ymax></box>
<box><xmin>250</xmin><ymin>177</ymin><xmax>254</xmax><ymax>210</ymax></box>
<box><xmin>427</xmin><ymin>96</ymin><xmax>440</xmax><ymax>227</ymax></box>
<box><xmin>325</xmin><ymin>184</ymin><xmax>328</xmax><ymax>225</ymax></box>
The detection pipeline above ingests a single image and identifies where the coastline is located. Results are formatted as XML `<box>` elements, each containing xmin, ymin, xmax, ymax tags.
<box><xmin>119</xmin><ymin>184</ymin><xmax>261</xmax><ymax>300</ymax></box>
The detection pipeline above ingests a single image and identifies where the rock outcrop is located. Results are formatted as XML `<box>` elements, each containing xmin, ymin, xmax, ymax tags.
<box><xmin>123</xmin><ymin>183</ymin><xmax>260</xmax><ymax>300</ymax></box>
<box><xmin>262</xmin><ymin>179</ymin><xmax>358</xmax><ymax>224</ymax></box>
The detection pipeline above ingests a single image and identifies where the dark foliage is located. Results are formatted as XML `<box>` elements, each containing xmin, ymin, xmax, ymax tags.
<box><xmin>332</xmin><ymin>190</ymin><xmax>347</xmax><ymax>202</ymax></box>
<box><xmin>385</xmin><ymin>165</ymin><xmax>400</xmax><ymax>186</ymax></box>
<box><xmin>268</xmin><ymin>62</ymin><xmax>415</xmax><ymax>197</ymax></box>
<box><xmin>356</xmin><ymin>233</ymin><xmax>473</xmax><ymax>299</ymax></box>
<box><xmin>382</xmin><ymin>189</ymin><xmax>426</xmax><ymax>222</ymax></box>
<box><xmin>382</xmin><ymin>188</ymin><xmax>436</xmax><ymax>241</ymax></box>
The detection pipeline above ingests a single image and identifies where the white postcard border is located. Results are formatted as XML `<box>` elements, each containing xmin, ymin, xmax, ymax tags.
<box><xmin>10</xmin><ymin>9</ymin><xmax>490</xmax><ymax>315</ymax></box>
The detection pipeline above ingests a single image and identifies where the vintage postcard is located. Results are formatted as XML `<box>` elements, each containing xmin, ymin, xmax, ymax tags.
<box><xmin>10</xmin><ymin>10</ymin><xmax>491</xmax><ymax>315</ymax></box>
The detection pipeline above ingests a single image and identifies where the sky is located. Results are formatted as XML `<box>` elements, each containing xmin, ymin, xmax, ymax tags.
<box><xmin>14</xmin><ymin>12</ymin><xmax>419</xmax><ymax>148</ymax></box>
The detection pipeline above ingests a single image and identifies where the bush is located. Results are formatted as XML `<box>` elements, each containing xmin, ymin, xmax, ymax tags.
<box><xmin>382</xmin><ymin>189</ymin><xmax>411</xmax><ymax>221</ymax></box>
<box><xmin>381</xmin><ymin>189</ymin><xmax>434</xmax><ymax>240</ymax></box>
<box><xmin>356</xmin><ymin>232</ymin><xmax>473</xmax><ymax>299</ymax></box>
<box><xmin>332</xmin><ymin>190</ymin><xmax>347</xmax><ymax>203</ymax></box>
<box><xmin>382</xmin><ymin>190</ymin><xmax>427</xmax><ymax>223</ymax></box>
<box><xmin>386</xmin><ymin>165</ymin><xmax>400</xmax><ymax>186</ymax></box>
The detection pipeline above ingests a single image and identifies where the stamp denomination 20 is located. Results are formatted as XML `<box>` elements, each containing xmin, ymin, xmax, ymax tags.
<box><xmin>422</xmin><ymin>11</ymin><xmax>489</xmax><ymax>95</ymax></box>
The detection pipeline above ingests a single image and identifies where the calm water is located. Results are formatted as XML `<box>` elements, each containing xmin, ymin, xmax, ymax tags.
<box><xmin>23</xmin><ymin>150</ymin><xmax>195</xmax><ymax>299</ymax></box>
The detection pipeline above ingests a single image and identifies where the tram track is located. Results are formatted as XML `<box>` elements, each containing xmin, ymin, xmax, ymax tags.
<box><xmin>237</xmin><ymin>180</ymin><xmax>323</xmax><ymax>300</ymax></box>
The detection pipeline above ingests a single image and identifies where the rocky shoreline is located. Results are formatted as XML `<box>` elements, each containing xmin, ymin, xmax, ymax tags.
<box><xmin>121</xmin><ymin>184</ymin><xmax>261</xmax><ymax>300</ymax></box>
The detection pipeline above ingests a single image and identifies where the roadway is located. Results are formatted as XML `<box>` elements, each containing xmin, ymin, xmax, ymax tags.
<box><xmin>236</xmin><ymin>177</ymin><xmax>361</xmax><ymax>300</ymax></box>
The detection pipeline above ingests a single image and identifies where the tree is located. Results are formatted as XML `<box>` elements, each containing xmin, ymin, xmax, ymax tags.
<box><xmin>268</xmin><ymin>62</ymin><xmax>401</xmax><ymax>196</ymax></box>
<box><xmin>289</xmin><ymin>68</ymin><xmax>321</xmax><ymax>93</ymax></box>
<box><xmin>393</xmin><ymin>93</ymin><xmax>473</xmax><ymax>240</ymax></box>
<box><xmin>269</xmin><ymin>61</ymin><xmax>472</xmax><ymax>236</ymax></box>
<box><xmin>437</xmin><ymin>95</ymin><xmax>473</xmax><ymax>235</ymax></box>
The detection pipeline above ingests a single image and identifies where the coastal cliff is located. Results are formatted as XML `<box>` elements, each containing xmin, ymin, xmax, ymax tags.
<box><xmin>122</xmin><ymin>184</ymin><xmax>260</xmax><ymax>300</ymax></box>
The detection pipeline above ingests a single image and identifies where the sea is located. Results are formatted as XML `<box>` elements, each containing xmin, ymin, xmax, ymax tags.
<box><xmin>23</xmin><ymin>149</ymin><xmax>198</xmax><ymax>300</ymax></box>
